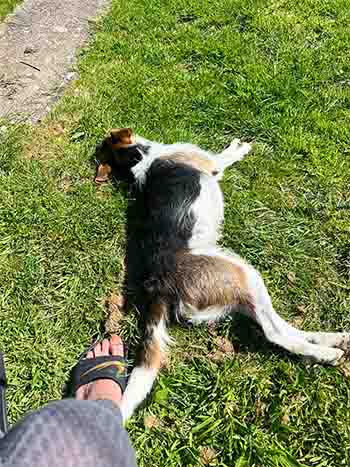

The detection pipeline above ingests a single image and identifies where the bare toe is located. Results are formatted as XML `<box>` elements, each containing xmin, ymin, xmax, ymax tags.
<box><xmin>93</xmin><ymin>341</ymin><xmax>103</xmax><ymax>357</ymax></box>
<box><xmin>101</xmin><ymin>338</ymin><xmax>110</xmax><ymax>355</ymax></box>
<box><xmin>76</xmin><ymin>386</ymin><xmax>85</xmax><ymax>400</ymax></box>
<box><xmin>110</xmin><ymin>335</ymin><xmax>124</xmax><ymax>357</ymax></box>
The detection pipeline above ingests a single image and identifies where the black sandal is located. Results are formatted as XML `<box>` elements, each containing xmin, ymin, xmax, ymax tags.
<box><xmin>0</xmin><ymin>353</ymin><xmax>8</xmax><ymax>433</ymax></box>
<box><xmin>71</xmin><ymin>339</ymin><xmax>128</xmax><ymax>394</ymax></box>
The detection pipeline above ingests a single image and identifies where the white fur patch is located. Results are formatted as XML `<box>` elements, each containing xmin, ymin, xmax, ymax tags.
<box><xmin>120</xmin><ymin>318</ymin><xmax>171</xmax><ymax>421</ymax></box>
<box><xmin>215</xmin><ymin>140</ymin><xmax>252</xmax><ymax>176</ymax></box>
<box><xmin>131</xmin><ymin>140</ymin><xmax>214</xmax><ymax>186</ymax></box>
<box><xmin>189</xmin><ymin>175</ymin><xmax>224</xmax><ymax>249</ymax></box>
<box><xmin>190</xmin><ymin>246</ymin><xmax>247</xmax><ymax>268</ymax></box>
<box><xmin>131</xmin><ymin>136</ymin><xmax>251</xmax><ymax>186</ymax></box>
<box><xmin>154</xmin><ymin>318</ymin><xmax>173</xmax><ymax>350</ymax></box>
<box><xmin>120</xmin><ymin>367</ymin><xmax>158</xmax><ymax>422</ymax></box>
<box><xmin>131</xmin><ymin>151</ymin><xmax>160</xmax><ymax>186</ymax></box>
<box><xmin>185</xmin><ymin>303</ymin><xmax>230</xmax><ymax>324</ymax></box>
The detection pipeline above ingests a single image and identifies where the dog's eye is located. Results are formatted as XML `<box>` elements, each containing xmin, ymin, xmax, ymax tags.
<box><xmin>212</xmin><ymin>170</ymin><xmax>219</xmax><ymax>176</ymax></box>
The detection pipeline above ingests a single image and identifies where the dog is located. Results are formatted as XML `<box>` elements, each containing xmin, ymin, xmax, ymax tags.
<box><xmin>96</xmin><ymin>128</ymin><xmax>350</xmax><ymax>421</ymax></box>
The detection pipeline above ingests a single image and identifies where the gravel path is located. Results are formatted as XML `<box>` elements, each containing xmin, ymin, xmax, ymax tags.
<box><xmin>0</xmin><ymin>0</ymin><xmax>110</xmax><ymax>122</ymax></box>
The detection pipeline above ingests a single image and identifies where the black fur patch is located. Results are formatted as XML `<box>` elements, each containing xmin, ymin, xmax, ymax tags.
<box><xmin>134</xmin><ymin>158</ymin><xmax>202</xmax><ymax>321</ymax></box>
<box><xmin>95</xmin><ymin>142</ymin><xmax>149</xmax><ymax>182</ymax></box>
<box><xmin>111</xmin><ymin>145</ymin><xmax>143</xmax><ymax>181</ymax></box>
<box><xmin>113</xmin><ymin>144</ymin><xmax>151</xmax><ymax>172</ymax></box>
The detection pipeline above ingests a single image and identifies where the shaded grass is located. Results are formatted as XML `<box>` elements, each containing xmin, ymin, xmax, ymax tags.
<box><xmin>0</xmin><ymin>0</ymin><xmax>350</xmax><ymax>465</ymax></box>
<box><xmin>0</xmin><ymin>0</ymin><xmax>22</xmax><ymax>21</ymax></box>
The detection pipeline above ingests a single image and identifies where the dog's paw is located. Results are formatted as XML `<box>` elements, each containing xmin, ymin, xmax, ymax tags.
<box><xmin>303</xmin><ymin>347</ymin><xmax>345</xmax><ymax>366</ymax></box>
<box><xmin>226</xmin><ymin>139</ymin><xmax>252</xmax><ymax>159</ymax></box>
<box><xmin>306</xmin><ymin>332</ymin><xmax>350</xmax><ymax>352</ymax></box>
<box><xmin>226</xmin><ymin>138</ymin><xmax>240</xmax><ymax>150</ymax></box>
<box><xmin>335</xmin><ymin>333</ymin><xmax>350</xmax><ymax>353</ymax></box>
<box><xmin>238</xmin><ymin>140</ymin><xmax>252</xmax><ymax>154</ymax></box>
<box><xmin>323</xmin><ymin>347</ymin><xmax>344</xmax><ymax>366</ymax></box>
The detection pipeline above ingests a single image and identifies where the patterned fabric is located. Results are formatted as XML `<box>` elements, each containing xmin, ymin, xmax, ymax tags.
<box><xmin>0</xmin><ymin>400</ymin><xmax>137</xmax><ymax>467</ymax></box>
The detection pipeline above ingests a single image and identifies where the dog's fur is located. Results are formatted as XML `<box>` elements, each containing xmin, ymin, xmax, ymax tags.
<box><xmin>96</xmin><ymin>128</ymin><xmax>350</xmax><ymax>421</ymax></box>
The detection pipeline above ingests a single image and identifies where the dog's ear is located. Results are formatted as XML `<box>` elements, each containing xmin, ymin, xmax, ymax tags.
<box><xmin>94</xmin><ymin>129</ymin><xmax>141</xmax><ymax>184</ymax></box>
<box><xmin>95</xmin><ymin>162</ymin><xmax>112</xmax><ymax>184</ymax></box>
<box><xmin>110</xmin><ymin>128</ymin><xmax>135</xmax><ymax>146</ymax></box>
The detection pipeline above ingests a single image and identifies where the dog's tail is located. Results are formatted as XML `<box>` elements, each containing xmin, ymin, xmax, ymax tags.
<box><xmin>120</xmin><ymin>297</ymin><xmax>171</xmax><ymax>422</ymax></box>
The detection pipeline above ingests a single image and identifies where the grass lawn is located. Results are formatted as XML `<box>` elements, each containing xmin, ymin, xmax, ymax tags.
<box><xmin>1</xmin><ymin>0</ymin><xmax>350</xmax><ymax>465</ymax></box>
<box><xmin>0</xmin><ymin>0</ymin><xmax>22</xmax><ymax>21</ymax></box>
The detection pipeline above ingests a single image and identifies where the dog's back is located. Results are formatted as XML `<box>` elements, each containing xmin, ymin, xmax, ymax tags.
<box><xmin>139</xmin><ymin>158</ymin><xmax>202</xmax><ymax>303</ymax></box>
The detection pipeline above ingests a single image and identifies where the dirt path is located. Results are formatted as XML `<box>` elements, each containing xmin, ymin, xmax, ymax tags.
<box><xmin>0</xmin><ymin>0</ymin><xmax>110</xmax><ymax>122</ymax></box>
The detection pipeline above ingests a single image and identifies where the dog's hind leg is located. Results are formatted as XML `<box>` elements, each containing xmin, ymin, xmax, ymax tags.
<box><xmin>243</xmin><ymin>262</ymin><xmax>350</xmax><ymax>352</ymax></box>
<box><xmin>298</xmin><ymin>330</ymin><xmax>350</xmax><ymax>351</ymax></box>
<box><xmin>185</xmin><ymin>248</ymin><xmax>345</xmax><ymax>365</ymax></box>
<box><xmin>242</xmin><ymin>265</ymin><xmax>345</xmax><ymax>365</ymax></box>
<box><xmin>120</xmin><ymin>300</ymin><xmax>171</xmax><ymax>421</ymax></box>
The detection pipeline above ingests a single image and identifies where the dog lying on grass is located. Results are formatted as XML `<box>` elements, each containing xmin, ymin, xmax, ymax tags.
<box><xmin>96</xmin><ymin>128</ymin><xmax>350</xmax><ymax>421</ymax></box>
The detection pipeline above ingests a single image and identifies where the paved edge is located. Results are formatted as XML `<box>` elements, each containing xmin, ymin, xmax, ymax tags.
<box><xmin>0</xmin><ymin>0</ymin><xmax>111</xmax><ymax>123</ymax></box>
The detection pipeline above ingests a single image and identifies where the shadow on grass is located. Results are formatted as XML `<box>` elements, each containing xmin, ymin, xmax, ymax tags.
<box><xmin>226</xmin><ymin>313</ymin><xmax>305</xmax><ymax>365</ymax></box>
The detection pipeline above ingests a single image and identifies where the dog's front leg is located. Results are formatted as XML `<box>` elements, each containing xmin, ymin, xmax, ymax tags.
<box><xmin>214</xmin><ymin>139</ymin><xmax>252</xmax><ymax>177</ymax></box>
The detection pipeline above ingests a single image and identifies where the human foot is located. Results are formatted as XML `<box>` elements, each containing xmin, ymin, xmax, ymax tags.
<box><xmin>76</xmin><ymin>335</ymin><xmax>125</xmax><ymax>405</ymax></box>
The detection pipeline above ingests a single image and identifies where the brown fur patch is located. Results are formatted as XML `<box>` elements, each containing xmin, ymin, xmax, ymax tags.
<box><xmin>141</xmin><ymin>339</ymin><xmax>162</xmax><ymax>369</ymax></box>
<box><xmin>139</xmin><ymin>301</ymin><xmax>167</xmax><ymax>369</ymax></box>
<box><xmin>175</xmin><ymin>252</ymin><xmax>251</xmax><ymax>310</ymax></box>
<box><xmin>109</xmin><ymin>128</ymin><xmax>135</xmax><ymax>149</ymax></box>
<box><xmin>94</xmin><ymin>127</ymin><xmax>138</xmax><ymax>182</ymax></box>
<box><xmin>95</xmin><ymin>162</ymin><xmax>112</xmax><ymax>183</ymax></box>
<box><xmin>148</xmin><ymin>301</ymin><xmax>166</xmax><ymax>323</ymax></box>
<box><xmin>161</xmin><ymin>152</ymin><xmax>218</xmax><ymax>176</ymax></box>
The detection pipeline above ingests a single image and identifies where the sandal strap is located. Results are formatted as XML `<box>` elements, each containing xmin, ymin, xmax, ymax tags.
<box><xmin>0</xmin><ymin>353</ymin><xmax>8</xmax><ymax>433</ymax></box>
<box><xmin>72</xmin><ymin>355</ymin><xmax>128</xmax><ymax>394</ymax></box>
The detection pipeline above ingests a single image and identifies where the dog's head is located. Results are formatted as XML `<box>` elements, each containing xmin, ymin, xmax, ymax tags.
<box><xmin>95</xmin><ymin>128</ymin><xmax>144</xmax><ymax>183</ymax></box>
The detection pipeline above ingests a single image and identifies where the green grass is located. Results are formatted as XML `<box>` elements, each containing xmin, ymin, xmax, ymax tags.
<box><xmin>1</xmin><ymin>0</ymin><xmax>350</xmax><ymax>465</ymax></box>
<box><xmin>0</xmin><ymin>0</ymin><xmax>22</xmax><ymax>21</ymax></box>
